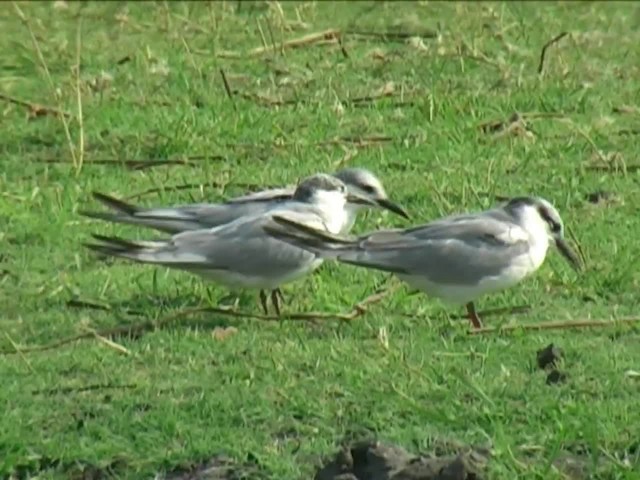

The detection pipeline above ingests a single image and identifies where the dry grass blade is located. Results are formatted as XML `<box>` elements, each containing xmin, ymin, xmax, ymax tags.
<box><xmin>74</xmin><ymin>15</ymin><xmax>85</xmax><ymax>174</ymax></box>
<box><xmin>12</xmin><ymin>2</ymin><xmax>79</xmax><ymax>170</ymax></box>
<box><xmin>219</xmin><ymin>68</ymin><xmax>237</xmax><ymax>111</ymax></box>
<box><xmin>81</xmin><ymin>326</ymin><xmax>131</xmax><ymax>355</ymax></box>
<box><xmin>4</xmin><ymin>333</ymin><xmax>35</xmax><ymax>373</ymax></box>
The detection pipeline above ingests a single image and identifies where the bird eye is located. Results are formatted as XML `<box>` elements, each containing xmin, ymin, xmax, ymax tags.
<box><xmin>361</xmin><ymin>185</ymin><xmax>376</xmax><ymax>194</ymax></box>
<box><xmin>550</xmin><ymin>221</ymin><xmax>562</xmax><ymax>234</ymax></box>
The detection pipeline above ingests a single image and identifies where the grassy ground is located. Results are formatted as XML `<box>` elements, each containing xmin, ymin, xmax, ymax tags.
<box><xmin>2</xmin><ymin>1</ymin><xmax>640</xmax><ymax>478</ymax></box>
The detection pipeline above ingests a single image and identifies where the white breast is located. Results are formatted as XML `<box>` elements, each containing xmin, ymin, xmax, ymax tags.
<box><xmin>397</xmin><ymin>213</ymin><xmax>552</xmax><ymax>305</ymax></box>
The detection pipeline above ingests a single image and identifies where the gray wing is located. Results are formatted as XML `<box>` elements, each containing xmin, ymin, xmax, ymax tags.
<box><xmin>148</xmin><ymin>203</ymin><xmax>327</xmax><ymax>276</ymax></box>
<box><xmin>225</xmin><ymin>186</ymin><xmax>295</xmax><ymax>204</ymax></box>
<box><xmin>136</xmin><ymin>199</ymin><xmax>286</xmax><ymax>232</ymax></box>
<box><xmin>83</xmin><ymin>188</ymin><xmax>296</xmax><ymax>234</ymax></box>
<box><xmin>338</xmin><ymin>212</ymin><xmax>531</xmax><ymax>285</ymax></box>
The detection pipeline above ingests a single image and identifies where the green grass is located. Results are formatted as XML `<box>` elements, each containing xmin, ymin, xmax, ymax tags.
<box><xmin>2</xmin><ymin>1</ymin><xmax>640</xmax><ymax>478</ymax></box>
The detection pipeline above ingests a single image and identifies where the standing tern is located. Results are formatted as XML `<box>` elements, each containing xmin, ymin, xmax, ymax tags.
<box><xmin>262</xmin><ymin>196</ymin><xmax>582</xmax><ymax>328</ymax></box>
<box><xmin>79</xmin><ymin>168</ymin><xmax>409</xmax><ymax>235</ymax></box>
<box><xmin>83</xmin><ymin>174</ymin><xmax>378</xmax><ymax>315</ymax></box>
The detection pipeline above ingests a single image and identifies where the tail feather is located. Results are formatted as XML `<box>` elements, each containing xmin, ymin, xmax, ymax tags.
<box><xmin>84</xmin><ymin>234</ymin><xmax>207</xmax><ymax>270</ymax></box>
<box><xmin>92</xmin><ymin>192</ymin><xmax>140</xmax><ymax>215</ymax></box>
<box><xmin>78</xmin><ymin>192</ymin><xmax>141</xmax><ymax>224</ymax></box>
<box><xmin>79</xmin><ymin>192</ymin><xmax>198</xmax><ymax>234</ymax></box>
<box><xmin>90</xmin><ymin>233</ymin><xmax>146</xmax><ymax>251</ymax></box>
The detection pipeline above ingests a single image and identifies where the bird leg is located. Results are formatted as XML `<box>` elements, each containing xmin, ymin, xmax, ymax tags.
<box><xmin>466</xmin><ymin>302</ymin><xmax>483</xmax><ymax>329</ymax></box>
<box><xmin>274</xmin><ymin>288</ymin><xmax>286</xmax><ymax>306</ymax></box>
<box><xmin>259</xmin><ymin>290</ymin><xmax>269</xmax><ymax>315</ymax></box>
<box><xmin>270</xmin><ymin>288</ymin><xmax>285</xmax><ymax>317</ymax></box>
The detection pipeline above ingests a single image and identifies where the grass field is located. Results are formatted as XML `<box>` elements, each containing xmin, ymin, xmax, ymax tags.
<box><xmin>2</xmin><ymin>1</ymin><xmax>640</xmax><ymax>478</ymax></box>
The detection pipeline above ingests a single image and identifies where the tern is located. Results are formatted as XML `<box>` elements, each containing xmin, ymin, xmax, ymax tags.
<box><xmin>79</xmin><ymin>168</ymin><xmax>409</xmax><ymax>235</ymax></box>
<box><xmin>83</xmin><ymin>174</ymin><xmax>379</xmax><ymax>315</ymax></box>
<box><xmin>262</xmin><ymin>196</ymin><xmax>582</xmax><ymax>328</ymax></box>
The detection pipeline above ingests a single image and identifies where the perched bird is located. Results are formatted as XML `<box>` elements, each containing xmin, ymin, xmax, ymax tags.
<box><xmin>79</xmin><ymin>168</ymin><xmax>409</xmax><ymax>235</ymax></box>
<box><xmin>83</xmin><ymin>174</ymin><xmax>379</xmax><ymax>315</ymax></box>
<box><xmin>262</xmin><ymin>196</ymin><xmax>583</xmax><ymax>328</ymax></box>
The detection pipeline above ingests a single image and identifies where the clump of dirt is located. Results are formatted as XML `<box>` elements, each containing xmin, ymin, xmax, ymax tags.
<box><xmin>536</xmin><ymin>343</ymin><xmax>563</xmax><ymax>370</ymax></box>
<box><xmin>160</xmin><ymin>453</ymin><xmax>265</xmax><ymax>480</ymax></box>
<box><xmin>314</xmin><ymin>439</ymin><xmax>490</xmax><ymax>480</ymax></box>
<box><xmin>536</xmin><ymin>343</ymin><xmax>569</xmax><ymax>386</ymax></box>
<box><xmin>546</xmin><ymin>370</ymin><xmax>568</xmax><ymax>385</ymax></box>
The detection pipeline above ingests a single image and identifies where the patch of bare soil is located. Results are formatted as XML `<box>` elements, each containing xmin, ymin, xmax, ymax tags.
<box><xmin>314</xmin><ymin>439</ymin><xmax>490</xmax><ymax>480</ymax></box>
<box><xmin>160</xmin><ymin>453</ymin><xmax>265</xmax><ymax>480</ymax></box>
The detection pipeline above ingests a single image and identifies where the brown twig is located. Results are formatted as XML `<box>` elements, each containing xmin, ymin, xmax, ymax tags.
<box><xmin>469</xmin><ymin>317</ymin><xmax>640</xmax><ymax>335</ymax></box>
<box><xmin>346</xmin><ymin>30</ymin><xmax>437</xmax><ymax>42</ymax></box>
<box><xmin>219</xmin><ymin>68</ymin><xmax>237</xmax><ymax>112</ymax></box>
<box><xmin>32</xmin><ymin>383</ymin><xmax>137</xmax><ymax>395</ymax></box>
<box><xmin>0</xmin><ymin>285</ymin><xmax>395</xmax><ymax>355</ymax></box>
<box><xmin>585</xmin><ymin>164</ymin><xmax>640</xmax><ymax>173</ymax></box>
<box><xmin>31</xmin><ymin>155</ymin><xmax>226</xmax><ymax>171</ymax></box>
<box><xmin>537</xmin><ymin>32</ymin><xmax>568</xmax><ymax>74</ymax></box>
<box><xmin>246</xmin><ymin>28</ymin><xmax>340</xmax><ymax>56</ymax></box>
<box><xmin>0</xmin><ymin>92</ymin><xmax>71</xmax><ymax>119</ymax></box>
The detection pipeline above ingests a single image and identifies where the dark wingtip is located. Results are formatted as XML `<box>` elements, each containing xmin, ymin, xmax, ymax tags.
<box><xmin>78</xmin><ymin>209</ymin><xmax>117</xmax><ymax>221</ymax></box>
<box><xmin>91</xmin><ymin>191</ymin><xmax>139</xmax><ymax>216</ymax></box>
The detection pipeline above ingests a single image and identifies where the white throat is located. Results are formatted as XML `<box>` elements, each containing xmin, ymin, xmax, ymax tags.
<box><xmin>311</xmin><ymin>190</ymin><xmax>348</xmax><ymax>234</ymax></box>
<box><xmin>517</xmin><ymin>205</ymin><xmax>551</xmax><ymax>269</ymax></box>
<box><xmin>341</xmin><ymin>203</ymin><xmax>364</xmax><ymax>234</ymax></box>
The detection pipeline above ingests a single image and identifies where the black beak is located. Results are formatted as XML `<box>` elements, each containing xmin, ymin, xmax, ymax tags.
<box><xmin>346</xmin><ymin>192</ymin><xmax>378</xmax><ymax>207</ymax></box>
<box><xmin>555</xmin><ymin>237</ymin><xmax>582</xmax><ymax>272</ymax></box>
<box><xmin>376</xmin><ymin>198</ymin><xmax>410</xmax><ymax>219</ymax></box>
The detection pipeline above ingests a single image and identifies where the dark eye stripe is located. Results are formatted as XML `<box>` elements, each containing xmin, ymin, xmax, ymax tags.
<box><xmin>538</xmin><ymin>207</ymin><xmax>561</xmax><ymax>232</ymax></box>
